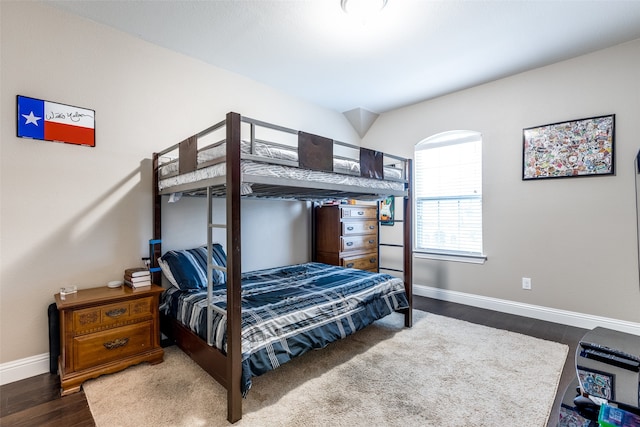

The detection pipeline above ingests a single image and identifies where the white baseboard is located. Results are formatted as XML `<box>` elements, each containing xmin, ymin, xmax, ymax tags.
<box><xmin>0</xmin><ymin>353</ymin><xmax>50</xmax><ymax>386</ymax></box>
<box><xmin>414</xmin><ymin>284</ymin><xmax>640</xmax><ymax>336</ymax></box>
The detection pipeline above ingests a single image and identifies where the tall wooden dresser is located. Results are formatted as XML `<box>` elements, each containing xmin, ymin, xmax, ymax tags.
<box><xmin>55</xmin><ymin>284</ymin><xmax>164</xmax><ymax>395</ymax></box>
<box><xmin>314</xmin><ymin>204</ymin><xmax>379</xmax><ymax>272</ymax></box>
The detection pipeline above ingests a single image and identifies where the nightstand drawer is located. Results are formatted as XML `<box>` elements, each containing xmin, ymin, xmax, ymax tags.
<box><xmin>129</xmin><ymin>297</ymin><xmax>153</xmax><ymax>317</ymax></box>
<box><xmin>73</xmin><ymin>307</ymin><xmax>105</xmax><ymax>332</ymax></box>
<box><xmin>341</xmin><ymin>235</ymin><xmax>377</xmax><ymax>252</ymax></box>
<box><xmin>342</xmin><ymin>253</ymin><xmax>378</xmax><ymax>270</ymax></box>
<box><xmin>342</xmin><ymin>220</ymin><xmax>377</xmax><ymax>235</ymax></box>
<box><xmin>74</xmin><ymin>303</ymin><xmax>130</xmax><ymax>332</ymax></box>
<box><xmin>73</xmin><ymin>297</ymin><xmax>154</xmax><ymax>333</ymax></box>
<box><xmin>73</xmin><ymin>320</ymin><xmax>153</xmax><ymax>371</ymax></box>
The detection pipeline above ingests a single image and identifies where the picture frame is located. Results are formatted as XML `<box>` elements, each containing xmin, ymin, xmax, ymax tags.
<box><xmin>379</xmin><ymin>196</ymin><xmax>394</xmax><ymax>226</ymax></box>
<box><xmin>559</xmin><ymin>404</ymin><xmax>591</xmax><ymax>427</ymax></box>
<box><xmin>522</xmin><ymin>114</ymin><xmax>614</xmax><ymax>180</ymax></box>
<box><xmin>17</xmin><ymin>95</ymin><xmax>95</xmax><ymax>147</ymax></box>
<box><xmin>577</xmin><ymin>365</ymin><xmax>615</xmax><ymax>400</ymax></box>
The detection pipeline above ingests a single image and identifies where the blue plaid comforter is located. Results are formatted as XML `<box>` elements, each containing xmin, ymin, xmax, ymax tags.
<box><xmin>160</xmin><ymin>262</ymin><xmax>409</xmax><ymax>395</ymax></box>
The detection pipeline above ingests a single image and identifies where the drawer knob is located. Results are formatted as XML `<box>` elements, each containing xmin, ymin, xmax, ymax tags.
<box><xmin>346</xmin><ymin>242</ymin><xmax>354</xmax><ymax>246</ymax></box>
<box><xmin>103</xmin><ymin>337</ymin><xmax>129</xmax><ymax>350</ymax></box>
<box><xmin>106</xmin><ymin>308</ymin><xmax>127</xmax><ymax>318</ymax></box>
<box><xmin>370</xmin><ymin>258</ymin><xmax>377</xmax><ymax>263</ymax></box>
<box><xmin>368</xmin><ymin>239</ymin><xmax>374</xmax><ymax>244</ymax></box>
<box><xmin>357</xmin><ymin>211</ymin><xmax>364</xmax><ymax>215</ymax></box>
<box><xmin>369</xmin><ymin>225</ymin><xmax>375</xmax><ymax>229</ymax></box>
<box><xmin>346</xmin><ymin>263</ymin><xmax>354</xmax><ymax>268</ymax></box>
<box><xmin>346</xmin><ymin>226</ymin><xmax>354</xmax><ymax>231</ymax></box>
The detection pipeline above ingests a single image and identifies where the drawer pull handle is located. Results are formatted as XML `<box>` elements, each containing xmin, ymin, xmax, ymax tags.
<box><xmin>368</xmin><ymin>239</ymin><xmax>375</xmax><ymax>244</ymax></box>
<box><xmin>357</xmin><ymin>211</ymin><xmax>364</xmax><ymax>215</ymax></box>
<box><xmin>370</xmin><ymin>258</ymin><xmax>377</xmax><ymax>263</ymax></box>
<box><xmin>346</xmin><ymin>242</ymin><xmax>354</xmax><ymax>246</ymax></box>
<box><xmin>369</xmin><ymin>225</ymin><xmax>375</xmax><ymax>229</ymax></box>
<box><xmin>106</xmin><ymin>308</ymin><xmax>127</xmax><ymax>318</ymax></box>
<box><xmin>346</xmin><ymin>226</ymin><xmax>354</xmax><ymax>231</ymax></box>
<box><xmin>346</xmin><ymin>263</ymin><xmax>355</xmax><ymax>268</ymax></box>
<box><xmin>103</xmin><ymin>337</ymin><xmax>129</xmax><ymax>350</ymax></box>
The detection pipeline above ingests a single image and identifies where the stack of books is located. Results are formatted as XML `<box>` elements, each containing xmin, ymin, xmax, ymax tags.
<box><xmin>124</xmin><ymin>267</ymin><xmax>151</xmax><ymax>289</ymax></box>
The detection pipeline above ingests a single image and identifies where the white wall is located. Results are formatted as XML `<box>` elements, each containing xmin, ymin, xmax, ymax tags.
<box><xmin>160</xmin><ymin>197</ymin><xmax>311</xmax><ymax>273</ymax></box>
<box><xmin>365</xmin><ymin>39</ymin><xmax>640</xmax><ymax>324</ymax></box>
<box><xmin>0</xmin><ymin>1</ymin><xmax>359</xmax><ymax>365</ymax></box>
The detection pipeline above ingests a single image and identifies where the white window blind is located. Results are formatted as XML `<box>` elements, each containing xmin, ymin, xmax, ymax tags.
<box><xmin>415</xmin><ymin>131</ymin><xmax>483</xmax><ymax>256</ymax></box>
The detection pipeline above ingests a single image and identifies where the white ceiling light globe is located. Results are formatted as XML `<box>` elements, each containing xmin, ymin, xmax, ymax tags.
<box><xmin>341</xmin><ymin>0</ymin><xmax>389</xmax><ymax>23</ymax></box>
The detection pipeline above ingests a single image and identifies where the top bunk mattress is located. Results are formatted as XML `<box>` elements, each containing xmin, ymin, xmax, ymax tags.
<box><xmin>159</xmin><ymin>140</ymin><xmax>404</xmax><ymax>180</ymax></box>
<box><xmin>158</xmin><ymin>159</ymin><xmax>406</xmax><ymax>196</ymax></box>
<box><xmin>154</xmin><ymin>113</ymin><xmax>410</xmax><ymax>199</ymax></box>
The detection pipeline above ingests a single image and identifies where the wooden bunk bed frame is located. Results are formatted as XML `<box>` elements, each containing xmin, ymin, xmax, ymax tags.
<box><xmin>151</xmin><ymin>112</ymin><xmax>413</xmax><ymax>423</ymax></box>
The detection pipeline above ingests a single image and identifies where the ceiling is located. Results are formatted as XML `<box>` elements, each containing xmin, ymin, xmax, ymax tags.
<box><xmin>47</xmin><ymin>0</ymin><xmax>640</xmax><ymax>116</ymax></box>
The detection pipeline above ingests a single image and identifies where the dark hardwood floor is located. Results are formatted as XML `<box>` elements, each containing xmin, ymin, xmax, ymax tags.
<box><xmin>0</xmin><ymin>373</ymin><xmax>94</xmax><ymax>427</ymax></box>
<box><xmin>0</xmin><ymin>295</ymin><xmax>586</xmax><ymax>427</ymax></box>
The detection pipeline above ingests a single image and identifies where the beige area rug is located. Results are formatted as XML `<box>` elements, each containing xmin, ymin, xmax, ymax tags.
<box><xmin>83</xmin><ymin>311</ymin><xmax>568</xmax><ymax>426</ymax></box>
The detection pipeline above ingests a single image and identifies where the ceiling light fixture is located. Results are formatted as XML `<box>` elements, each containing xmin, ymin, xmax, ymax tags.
<box><xmin>341</xmin><ymin>0</ymin><xmax>388</xmax><ymax>22</ymax></box>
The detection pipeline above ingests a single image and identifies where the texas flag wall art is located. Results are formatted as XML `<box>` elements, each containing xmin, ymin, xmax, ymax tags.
<box><xmin>17</xmin><ymin>95</ymin><xmax>95</xmax><ymax>147</ymax></box>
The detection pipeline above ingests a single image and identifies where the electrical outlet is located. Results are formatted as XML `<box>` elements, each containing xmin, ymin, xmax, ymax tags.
<box><xmin>522</xmin><ymin>277</ymin><xmax>532</xmax><ymax>290</ymax></box>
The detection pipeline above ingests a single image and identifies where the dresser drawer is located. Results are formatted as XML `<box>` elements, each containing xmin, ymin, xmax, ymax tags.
<box><xmin>73</xmin><ymin>297</ymin><xmax>154</xmax><ymax>334</ymax></box>
<box><xmin>341</xmin><ymin>206</ymin><xmax>377</xmax><ymax>219</ymax></box>
<box><xmin>341</xmin><ymin>235</ymin><xmax>378</xmax><ymax>252</ymax></box>
<box><xmin>342</xmin><ymin>220</ymin><xmax>377</xmax><ymax>235</ymax></box>
<box><xmin>73</xmin><ymin>320</ymin><xmax>153</xmax><ymax>371</ymax></box>
<box><xmin>342</xmin><ymin>252</ymin><xmax>378</xmax><ymax>270</ymax></box>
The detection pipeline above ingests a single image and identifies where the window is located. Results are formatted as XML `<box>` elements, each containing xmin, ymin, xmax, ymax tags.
<box><xmin>414</xmin><ymin>131</ymin><xmax>484</xmax><ymax>261</ymax></box>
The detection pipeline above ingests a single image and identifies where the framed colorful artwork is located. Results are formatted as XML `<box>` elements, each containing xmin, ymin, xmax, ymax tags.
<box><xmin>522</xmin><ymin>114</ymin><xmax>614</xmax><ymax>180</ymax></box>
<box><xmin>558</xmin><ymin>404</ymin><xmax>591</xmax><ymax>427</ymax></box>
<box><xmin>379</xmin><ymin>196</ymin><xmax>394</xmax><ymax>226</ymax></box>
<box><xmin>577</xmin><ymin>365</ymin><xmax>614</xmax><ymax>400</ymax></box>
<box><xmin>17</xmin><ymin>95</ymin><xmax>95</xmax><ymax>147</ymax></box>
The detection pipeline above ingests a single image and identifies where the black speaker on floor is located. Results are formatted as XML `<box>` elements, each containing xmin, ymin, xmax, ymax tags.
<box><xmin>47</xmin><ymin>303</ymin><xmax>59</xmax><ymax>374</ymax></box>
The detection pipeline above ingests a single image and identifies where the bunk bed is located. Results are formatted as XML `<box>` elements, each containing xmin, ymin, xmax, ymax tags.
<box><xmin>152</xmin><ymin>112</ymin><xmax>413</xmax><ymax>423</ymax></box>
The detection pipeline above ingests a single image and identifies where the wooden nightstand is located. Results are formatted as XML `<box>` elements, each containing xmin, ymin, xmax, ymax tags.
<box><xmin>54</xmin><ymin>284</ymin><xmax>164</xmax><ymax>396</ymax></box>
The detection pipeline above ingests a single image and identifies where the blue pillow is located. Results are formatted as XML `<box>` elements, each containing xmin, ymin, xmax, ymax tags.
<box><xmin>159</xmin><ymin>244</ymin><xmax>227</xmax><ymax>290</ymax></box>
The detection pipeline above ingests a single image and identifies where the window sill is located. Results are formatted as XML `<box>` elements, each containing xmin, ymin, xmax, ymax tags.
<box><xmin>414</xmin><ymin>251</ymin><xmax>487</xmax><ymax>264</ymax></box>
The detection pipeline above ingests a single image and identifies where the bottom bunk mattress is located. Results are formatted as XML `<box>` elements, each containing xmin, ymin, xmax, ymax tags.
<box><xmin>159</xmin><ymin>262</ymin><xmax>409</xmax><ymax>395</ymax></box>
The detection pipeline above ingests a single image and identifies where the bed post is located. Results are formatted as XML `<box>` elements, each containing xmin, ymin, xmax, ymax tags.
<box><xmin>226</xmin><ymin>112</ymin><xmax>243</xmax><ymax>423</ymax></box>
<box><xmin>404</xmin><ymin>159</ymin><xmax>413</xmax><ymax>328</ymax></box>
<box><xmin>151</xmin><ymin>153</ymin><xmax>162</xmax><ymax>285</ymax></box>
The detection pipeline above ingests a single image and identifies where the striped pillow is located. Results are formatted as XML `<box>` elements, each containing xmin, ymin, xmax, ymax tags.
<box><xmin>159</xmin><ymin>244</ymin><xmax>227</xmax><ymax>290</ymax></box>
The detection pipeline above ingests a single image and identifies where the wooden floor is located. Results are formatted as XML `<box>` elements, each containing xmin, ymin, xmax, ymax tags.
<box><xmin>0</xmin><ymin>295</ymin><xmax>586</xmax><ymax>427</ymax></box>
